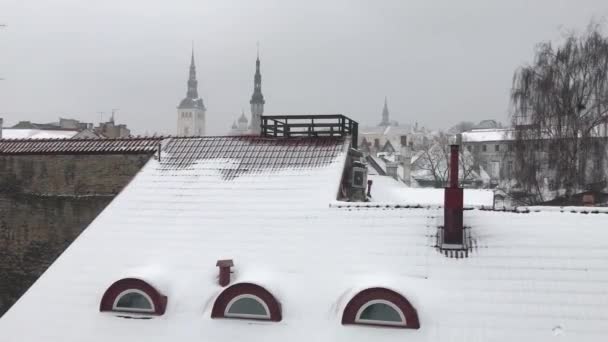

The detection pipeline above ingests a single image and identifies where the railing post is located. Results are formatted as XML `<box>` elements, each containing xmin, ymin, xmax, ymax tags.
<box><xmin>352</xmin><ymin>121</ymin><xmax>358</xmax><ymax>149</ymax></box>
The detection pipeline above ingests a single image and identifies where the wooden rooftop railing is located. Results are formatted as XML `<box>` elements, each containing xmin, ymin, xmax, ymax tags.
<box><xmin>261</xmin><ymin>114</ymin><xmax>359</xmax><ymax>149</ymax></box>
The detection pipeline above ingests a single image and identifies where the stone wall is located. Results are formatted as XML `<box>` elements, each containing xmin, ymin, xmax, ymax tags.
<box><xmin>0</xmin><ymin>153</ymin><xmax>152</xmax><ymax>316</ymax></box>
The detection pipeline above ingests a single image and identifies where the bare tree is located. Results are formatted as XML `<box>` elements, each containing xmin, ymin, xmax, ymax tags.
<box><xmin>510</xmin><ymin>23</ymin><xmax>608</xmax><ymax>202</ymax></box>
<box><xmin>416</xmin><ymin>133</ymin><xmax>478</xmax><ymax>187</ymax></box>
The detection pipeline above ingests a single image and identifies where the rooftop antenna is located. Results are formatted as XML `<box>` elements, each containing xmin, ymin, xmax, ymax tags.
<box><xmin>97</xmin><ymin>111</ymin><xmax>105</xmax><ymax>123</ymax></box>
<box><xmin>111</xmin><ymin>108</ymin><xmax>119</xmax><ymax>123</ymax></box>
<box><xmin>256</xmin><ymin>41</ymin><xmax>260</xmax><ymax>59</ymax></box>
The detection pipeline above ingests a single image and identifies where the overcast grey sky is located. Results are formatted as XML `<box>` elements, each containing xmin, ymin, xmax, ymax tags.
<box><xmin>1</xmin><ymin>0</ymin><xmax>607</xmax><ymax>135</ymax></box>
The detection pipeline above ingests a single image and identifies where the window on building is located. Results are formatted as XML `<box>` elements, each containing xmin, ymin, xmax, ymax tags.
<box><xmin>482</xmin><ymin>145</ymin><xmax>487</xmax><ymax>152</ymax></box>
<box><xmin>467</xmin><ymin>145</ymin><xmax>472</xmax><ymax>152</ymax></box>
<box><xmin>184</xmin><ymin>127</ymin><xmax>189</xmax><ymax>136</ymax></box>
<box><xmin>100</xmin><ymin>278</ymin><xmax>168</xmax><ymax>316</ymax></box>
<box><xmin>211</xmin><ymin>282</ymin><xmax>282</xmax><ymax>321</ymax></box>
<box><xmin>225</xmin><ymin>294</ymin><xmax>271</xmax><ymax>319</ymax></box>
<box><xmin>113</xmin><ymin>289</ymin><xmax>154</xmax><ymax>313</ymax></box>
<box><xmin>342</xmin><ymin>287</ymin><xmax>419</xmax><ymax>329</ymax></box>
<box><xmin>355</xmin><ymin>300</ymin><xmax>405</xmax><ymax>326</ymax></box>
<box><xmin>495</xmin><ymin>144</ymin><xmax>500</xmax><ymax>152</ymax></box>
<box><xmin>508</xmin><ymin>144</ymin><xmax>514</xmax><ymax>152</ymax></box>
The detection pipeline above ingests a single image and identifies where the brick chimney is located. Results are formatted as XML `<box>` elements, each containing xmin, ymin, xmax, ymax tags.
<box><xmin>399</xmin><ymin>135</ymin><xmax>411</xmax><ymax>186</ymax></box>
<box><xmin>216</xmin><ymin>259</ymin><xmax>234</xmax><ymax>287</ymax></box>
<box><xmin>444</xmin><ymin>145</ymin><xmax>463</xmax><ymax>245</ymax></box>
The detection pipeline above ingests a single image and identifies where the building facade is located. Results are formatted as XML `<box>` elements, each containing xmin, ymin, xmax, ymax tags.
<box><xmin>177</xmin><ymin>50</ymin><xmax>206</xmax><ymax>136</ymax></box>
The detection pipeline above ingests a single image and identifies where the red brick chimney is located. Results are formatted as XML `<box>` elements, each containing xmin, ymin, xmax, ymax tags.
<box><xmin>444</xmin><ymin>145</ymin><xmax>463</xmax><ymax>244</ymax></box>
<box><xmin>216</xmin><ymin>259</ymin><xmax>234</xmax><ymax>287</ymax></box>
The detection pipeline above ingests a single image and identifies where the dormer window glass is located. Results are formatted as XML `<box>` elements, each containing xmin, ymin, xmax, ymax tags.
<box><xmin>113</xmin><ymin>289</ymin><xmax>154</xmax><ymax>313</ymax></box>
<box><xmin>225</xmin><ymin>294</ymin><xmax>271</xmax><ymax>319</ymax></box>
<box><xmin>355</xmin><ymin>299</ymin><xmax>405</xmax><ymax>326</ymax></box>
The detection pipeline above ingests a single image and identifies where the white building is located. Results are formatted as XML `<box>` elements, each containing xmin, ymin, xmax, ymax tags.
<box><xmin>177</xmin><ymin>50</ymin><xmax>206</xmax><ymax>136</ymax></box>
<box><xmin>229</xmin><ymin>111</ymin><xmax>250</xmax><ymax>135</ymax></box>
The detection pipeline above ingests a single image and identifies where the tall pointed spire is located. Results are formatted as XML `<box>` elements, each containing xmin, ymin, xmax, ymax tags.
<box><xmin>178</xmin><ymin>46</ymin><xmax>205</xmax><ymax>110</ymax></box>
<box><xmin>186</xmin><ymin>45</ymin><xmax>199</xmax><ymax>99</ymax></box>
<box><xmin>379</xmin><ymin>96</ymin><xmax>390</xmax><ymax>126</ymax></box>
<box><xmin>249</xmin><ymin>43</ymin><xmax>265</xmax><ymax>134</ymax></box>
<box><xmin>191</xmin><ymin>42</ymin><xmax>195</xmax><ymax>68</ymax></box>
<box><xmin>177</xmin><ymin>46</ymin><xmax>206</xmax><ymax>137</ymax></box>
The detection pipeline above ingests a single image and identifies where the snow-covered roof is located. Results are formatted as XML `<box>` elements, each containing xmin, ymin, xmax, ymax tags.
<box><xmin>367</xmin><ymin>175</ymin><xmax>493</xmax><ymax>206</ymax></box>
<box><xmin>461</xmin><ymin>128</ymin><xmax>514</xmax><ymax>143</ymax></box>
<box><xmin>1</xmin><ymin>136</ymin><xmax>608</xmax><ymax>342</ymax></box>
<box><xmin>1</xmin><ymin>128</ymin><xmax>79</xmax><ymax>139</ymax></box>
<box><xmin>0</xmin><ymin>137</ymin><xmax>163</xmax><ymax>154</ymax></box>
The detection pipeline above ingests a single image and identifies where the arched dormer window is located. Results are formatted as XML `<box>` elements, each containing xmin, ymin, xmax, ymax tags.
<box><xmin>211</xmin><ymin>282</ymin><xmax>281</xmax><ymax>322</ymax></box>
<box><xmin>100</xmin><ymin>278</ymin><xmax>167</xmax><ymax>316</ymax></box>
<box><xmin>342</xmin><ymin>287</ymin><xmax>419</xmax><ymax>329</ymax></box>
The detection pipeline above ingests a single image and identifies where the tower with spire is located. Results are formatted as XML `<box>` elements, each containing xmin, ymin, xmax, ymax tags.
<box><xmin>177</xmin><ymin>48</ymin><xmax>206</xmax><ymax>136</ymax></box>
<box><xmin>378</xmin><ymin>97</ymin><xmax>397</xmax><ymax>127</ymax></box>
<box><xmin>249</xmin><ymin>45</ymin><xmax>265</xmax><ymax>134</ymax></box>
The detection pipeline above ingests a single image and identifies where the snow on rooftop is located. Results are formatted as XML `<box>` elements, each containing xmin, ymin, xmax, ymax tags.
<box><xmin>365</xmin><ymin>175</ymin><xmax>494</xmax><ymax>206</ymax></box>
<box><xmin>1</xmin><ymin>136</ymin><xmax>608</xmax><ymax>342</ymax></box>
<box><xmin>461</xmin><ymin>128</ymin><xmax>514</xmax><ymax>143</ymax></box>
<box><xmin>1</xmin><ymin>128</ymin><xmax>78</xmax><ymax>139</ymax></box>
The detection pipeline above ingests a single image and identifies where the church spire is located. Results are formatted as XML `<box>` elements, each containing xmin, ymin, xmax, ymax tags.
<box><xmin>249</xmin><ymin>43</ymin><xmax>265</xmax><ymax>134</ymax></box>
<box><xmin>379</xmin><ymin>96</ymin><xmax>390</xmax><ymax>126</ymax></box>
<box><xmin>187</xmin><ymin>46</ymin><xmax>199</xmax><ymax>99</ymax></box>
<box><xmin>251</xmin><ymin>44</ymin><xmax>264</xmax><ymax>105</ymax></box>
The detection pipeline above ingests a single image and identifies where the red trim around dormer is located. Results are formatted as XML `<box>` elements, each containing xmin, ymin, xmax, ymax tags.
<box><xmin>341</xmin><ymin>287</ymin><xmax>420</xmax><ymax>329</ymax></box>
<box><xmin>99</xmin><ymin>278</ymin><xmax>167</xmax><ymax>315</ymax></box>
<box><xmin>211</xmin><ymin>282</ymin><xmax>282</xmax><ymax>322</ymax></box>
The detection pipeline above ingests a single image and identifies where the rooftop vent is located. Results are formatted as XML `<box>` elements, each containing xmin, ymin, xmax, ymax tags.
<box><xmin>261</xmin><ymin>115</ymin><xmax>359</xmax><ymax>149</ymax></box>
<box><xmin>216</xmin><ymin>259</ymin><xmax>234</xmax><ymax>287</ymax></box>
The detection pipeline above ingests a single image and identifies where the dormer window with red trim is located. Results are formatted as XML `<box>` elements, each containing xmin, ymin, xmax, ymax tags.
<box><xmin>211</xmin><ymin>282</ymin><xmax>282</xmax><ymax>322</ymax></box>
<box><xmin>100</xmin><ymin>278</ymin><xmax>167</xmax><ymax>317</ymax></box>
<box><xmin>342</xmin><ymin>287</ymin><xmax>420</xmax><ymax>329</ymax></box>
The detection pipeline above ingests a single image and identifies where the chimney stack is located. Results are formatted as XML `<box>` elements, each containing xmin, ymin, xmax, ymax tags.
<box><xmin>444</xmin><ymin>145</ymin><xmax>463</xmax><ymax>245</ymax></box>
<box><xmin>216</xmin><ymin>259</ymin><xmax>234</xmax><ymax>287</ymax></box>
<box><xmin>399</xmin><ymin>135</ymin><xmax>412</xmax><ymax>186</ymax></box>
<box><xmin>373</xmin><ymin>138</ymin><xmax>380</xmax><ymax>151</ymax></box>
<box><xmin>0</xmin><ymin>118</ymin><xmax>3</xmax><ymax>139</ymax></box>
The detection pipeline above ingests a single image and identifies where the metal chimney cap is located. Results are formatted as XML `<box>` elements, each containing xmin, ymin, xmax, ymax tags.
<box><xmin>216</xmin><ymin>259</ymin><xmax>234</xmax><ymax>267</ymax></box>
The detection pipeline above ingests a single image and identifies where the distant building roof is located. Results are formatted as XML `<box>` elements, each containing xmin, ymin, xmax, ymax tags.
<box><xmin>473</xmin><ymin>119</ymin><xmax>501</xmax><ymax>130</ymax></box>
<box><xmin>0</xmin><ymin>137</ymin><xmax>164</xmax><ymax>155</ymax></box>
<box><xmin>2</xmin><ymin>129</ymin><xmax>79</xmax><ymax>140</ymax></box>
<box><xmin>461</xmin><ymin>128</ymin><xmax>514</xmax><ymax>143</ymax></box>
